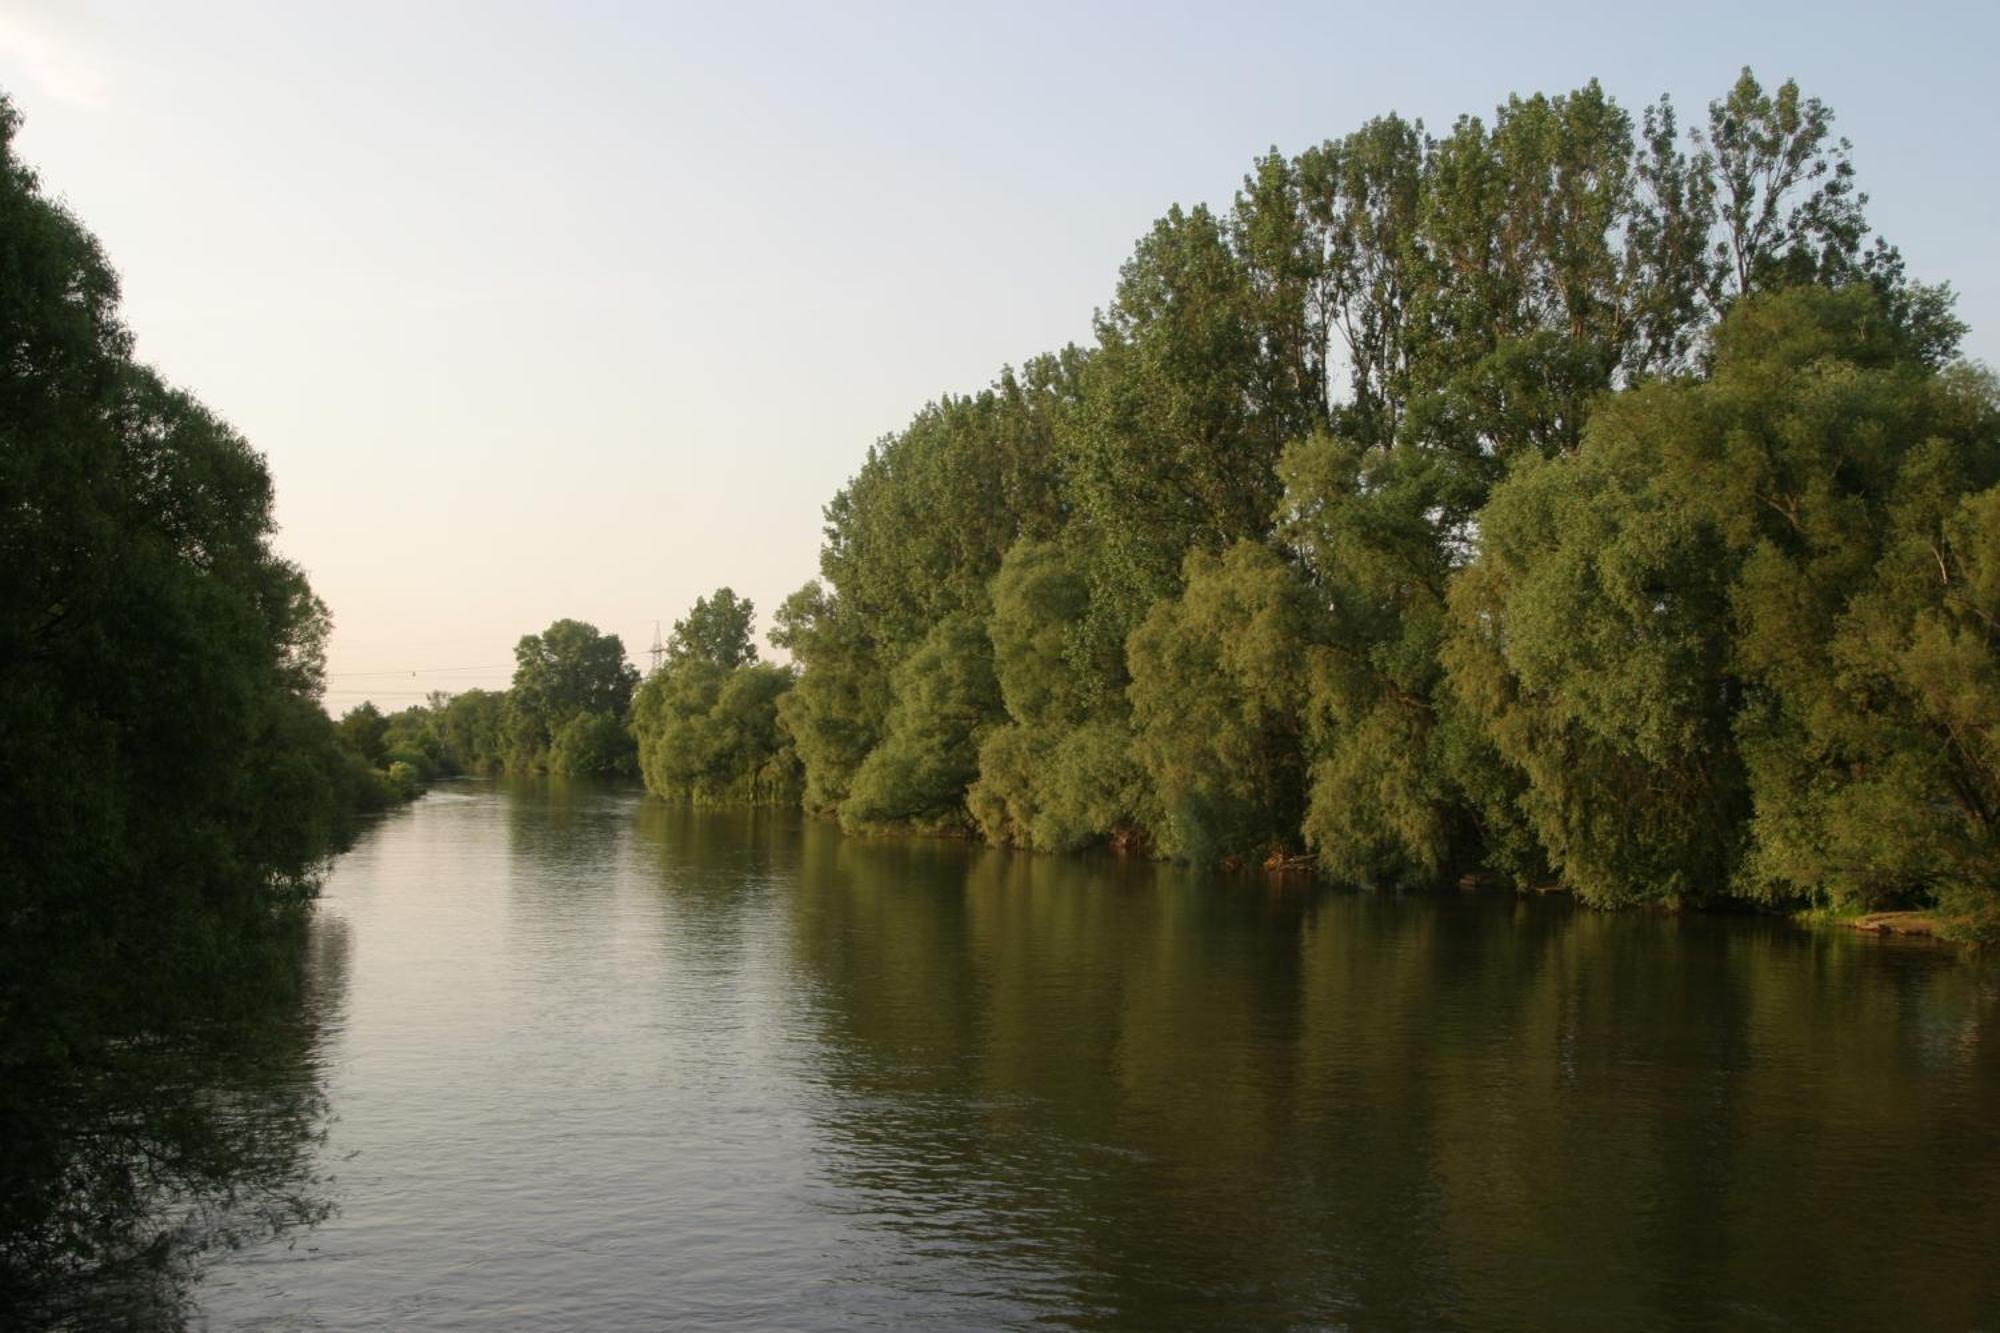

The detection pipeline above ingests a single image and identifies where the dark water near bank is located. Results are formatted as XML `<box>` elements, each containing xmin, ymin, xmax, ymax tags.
<box><xmin>141</xmin><ymin>781</ymin><xmax>2000</xmax><ymax>1327</ymax></box>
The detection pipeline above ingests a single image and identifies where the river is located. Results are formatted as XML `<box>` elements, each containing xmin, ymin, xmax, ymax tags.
<box><xmin>162</xmin><ymin>778</ymin><xmax>1998</xmax><ymax>1328</ymax></box>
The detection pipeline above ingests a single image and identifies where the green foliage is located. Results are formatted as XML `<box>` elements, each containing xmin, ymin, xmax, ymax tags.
<box><xmin>840</xmin><ymin>614</ymin><xmax>1004</xmax><ymax>833</ymax></box>
<box><xmin>1125</xmin><ymin>543</ymin><xmax>1316</xmax><ymax>864</ymax></box>
<box><xmin>772</xmin><ymin>581</ymin><xmax>890</xmax><ymax>813</ymax></box>
<box><xmin>513</xmin><ymin>617</ymin><xmax>640</xmax><ymax>721</ymax></box>
<box><xmin>336</xmin><ymin>701</ymin><xmax>390</xmax><ymax>765</ymax></box>
<box><xmin>1059</xmin><ymin>203</ymin><xmax>1301</xmax><ymax>653</ymax></box>
<box><xmin>667</xmin><ymin>587</ymin><xmax>758</xmax><ymax>669</ymax></box>
<box><xmin>325</xmin><ymin>695</ymin><xmax>463</xmax><ymax>796</ymax></box>
<box><xmin>820</xmin><ymin>357</ymin><xmax>1077</xmax><ymax>657</ymax></box>
<box><xmin>631</xmin><ymin>588</ymin><xmax>792</xmax><ymax>800</ymax></box>
<box><xmin>986</xmin><ymin>539</ymin><xmax>1108</xmax><ymax>726</ymax></box>
<box><xmin>381</xmin><ymin>760</ymin><xmax>425</xmax><ymax>802</ymax></box>
<box><xmin>379</xmin><ymin>699</ymin><xmax>452</xmax><ymax>777</ymax></box>
<box><xmin>1278</xmin><ymin>432</ymin><xmax>1465</xmax><ymax>881</ymax></box>
<box><xmin>620</xmin><ymin>588</ymin><xmax>797</xmax><ymax>801</ymax></box>
<box><xmin>437</xmin><ymin>688</ymin><xmax>508</xmax><ymax>773</ymax></box>
<box><xmin>1271</xmin><ymin>80</ymin><xmax>1726</xmax><ymax>886</ymax></box>
<box><xmin>506</xmin><ymin>618</ymin><xmax>639</xmax><ymax>772</ymax></box>
<box><xmin>326</xmin><ymin>628</ymin><xmax>641</xmax><ymax>788</ymax></box>
<box><xmin>1445</xmin><ymin>401</ymin><xmax>1746</xmax><ymax>905</ymax></box>
<box><xmin>0</xmin><ymin>86</ymin><xmax>357</xmax><ymax>969</ymax></box>
<box><xmin>1703</xmin><ymin>68</ymin><xmax>1867</xmax><ymax>299</ymax></box>
<box><xmin>763</xmin><ymin>67</ymin><xmax>1986</xmax><ymax>929</ymax></box>
<box><xmin>633</xmin><ymin>660</ymin><xmax>800</xmax><ymax>804</ymax></box>
<box><xmin>1871</xmin><ymin>484</ymin><xmax>2000</xmax><ymax>936</ymax></box>
<box><xmin>1719</xmin><ymin>308</ymin><xmax>1999</xmax><ymax>929</ymax></box>
<box><xmin>968</xmin><ymin>540</ymin><xmax>1148</xmax><ymax>851</ymax></box>
<box><xmin>1288</xmin><ymin>115</ymin><xmax>1425</xmax><ymax>441</ymax></box>
<box><xmin>967</xmin><ymin>718</ymin><xmax>1149</xmax><ymax>854</ymax></box>
<box><xmin>1449</xmin><ymin>287</ymin><xmax>1998</xmax><ymax>923</ymax></box>
<box><xmin>789</xmin><ymin>352</ymin><xmax>1071</xmax><ymax>821</ymax></box>
<box><xmin>548</xmin><ymin>710</ymin><xmax>636</xmax><ymax>778</ymax></box>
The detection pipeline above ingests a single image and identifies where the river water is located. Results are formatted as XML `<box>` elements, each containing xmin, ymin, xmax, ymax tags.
<box><xmin>177</xmin><ymin>778</ymin><xmax>1998</xmax><ymax>1330</ymax></box>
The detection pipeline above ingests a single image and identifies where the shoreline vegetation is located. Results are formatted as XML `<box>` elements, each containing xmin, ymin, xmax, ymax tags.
<box><xmin>1</xmin><ymin>92</ymin><xmax>373</xmax><ymax>1317</ymax></box>
<box><xmin>352</xmin><ymin>70</ymin><xmax>1997</xmax><ymax>943</ymax></box>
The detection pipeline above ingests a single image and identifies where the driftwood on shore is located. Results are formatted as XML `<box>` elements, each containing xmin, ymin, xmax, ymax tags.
<box><xmin>1848</xmin><ymin>911</ymin><xmax>1943</xmax><ymax>938</ymax></box>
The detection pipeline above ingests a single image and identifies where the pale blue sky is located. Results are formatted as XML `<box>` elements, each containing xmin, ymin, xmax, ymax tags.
<box><xmin>3</xmin><ymin>0</ymin><xmax>1993</xmax><ymax>708</ymax></box>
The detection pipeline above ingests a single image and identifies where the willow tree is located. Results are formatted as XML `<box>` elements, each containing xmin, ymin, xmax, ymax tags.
<box><xmin>771</xmin><ymin>580</ymin><xmax>890</xmax><ymax>814</ymax></box>
<box><xmin>1125</xmin><ymin>542</ymin><xmax>1319</xmax><ymax>865</ymax></box>
<box><xmin>968</xmin><ymin>539</ymin><xmax>1147</xmax><ymax>852</ymax></box>
<box><xmin>839</xmin><ymin>613</ymin><xmax>1004</xmax><ymax>833</ymax></box>
<box><xmin>1448</xmin><ymin>287</ymin><xmax>1994</xmax><ymax>925</ymax></box>
<box><xmin>632</xmin><ymin>661</ymin><xmax>798</xmax><ymax>804</ymax></box>
<box><xmin>632</xmin><ymin>589</ymin><xmax>799</xmax><ymax>803</ymax></box>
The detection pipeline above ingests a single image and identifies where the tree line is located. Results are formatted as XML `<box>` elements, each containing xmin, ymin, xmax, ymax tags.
<box><xmin>781</xmin><ymin>71</ymin><xmax>1994</xmax><ymax>940</ymax></box>
<box><xmin>347</xmin><ymin>588</ymin><xmax>800</xmax><ymax>801</ymax></box>
<box><xmin>339</xmin><ymin>71</ymin><xmax>1995</xmax><ymax>938</ymax></box>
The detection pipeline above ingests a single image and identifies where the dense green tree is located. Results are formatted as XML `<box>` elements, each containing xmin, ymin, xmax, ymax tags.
<box><xmin>966</xmin><ymin>718</ymin><xmax>1149</xmax><ymax>854</ymax></box>
<box><xmin>1058</xmin><ymin>204</ymin><xmax>1301</xmax><ymax>650</ymax></box>
<box><xmin>1269</xmin><ymin>72</ymin><xmax>1938</xmax><ymax>889</ymax></box>
<box><xmin>381</xmin><ymin>700</ymin><xmax>450</xmax><ymax>778</ymax></box>
<box><xmin>633</xmin><ymin>660</ymin><xmax>799</xmax><ymax>804</ymax></box>
<box><xmin>1126</xmin><ymin>543</ymin><xmax>1318</xmax><ymax>865</ymax></box>
<box><xmin>792</xmin><ymin>353</ymin><xmax>1078</xmax><ymax>824</ymax></box>
<box><xmin>633</xmin><ymin>589</ymin><xmax>798</xmax><ymax>802</ymax></box>
<box><xmin>1448</xmin><ymin>287</ymin><xmax>1992</xmax><ymax>922</ymax></box>
<box><xmin>820</xmin><ymin>356</ymin><xmax>1078</xmax><ymax>657</ymax></box>
<box><xmin>1445</xmin><ymin>391</ymin><xmax>1745</xmax><ymax>904</ymax></box>
<box><xmin>437</xmin><ymin>688</ymin><xmax>508</xmax><ymax>774</ymax></box>
<box><xmin>0</xmin><ymin>87</ymin><xmax>353</xmax><ymax>963</ymax></box>
<box><xmin>549</xmin><ymin>710</ymin><xmax>638</xmax><ymax>778</ymax></box>
<box><xmin>513</xmin><ymin>618</ymin><xmax>640</xmax><ymax>722</ymax></box>
<box><xmin>1290</xmin><ymin>114</ymin><xmax>1426</xmax><ymax>444</ymax></box>
<box><xmin>967</xmin><ymin>540</ymin><xmax>1147</xmax><ymax>851</ymax></box>
<box><xmin>985</xmin><ymin>539</ymin><xmax>1103</xmax><ymax>728</ymax></box>
<box><xmin>1278</xmin><ymin>433</ymin><xmax>1466</xmax><ymax>880</ymax></box>
<box><xmin>840</xmin><ymin>614</ymin><xmax>1004</xmax><ymax>833</ymax></box>
<box><xmin>657</xmin><ymin>71</ymin><xmax>1990</xmax><ymax>939</ymax></box>
<box><xmin>1716</xmin><ymin>295</ymin><xmax>1995</xmax><ymax>926</ymax></box>
<box><xmin>772</xmin><ymin>581</ymin><xmax>891</xmax><ymax>813</ymax></box>
<box><xmin>1702</xmin><ymin>68</ymin><xmax>1866</xmax><ymax>299</ymax></box>
<box><xmin>666</xmin><ymin>587</ymin><xmax>758</xmax><ymax>669</ymax></box>
<box><xmin>336</xmin><ymin>701</ymin><xmax>389</xmax><ymax>765</ymax></box>
<box><xmin>505</xmin><ymin>618</ymin><xmax>639</xmax><ymax>772</ymax></box>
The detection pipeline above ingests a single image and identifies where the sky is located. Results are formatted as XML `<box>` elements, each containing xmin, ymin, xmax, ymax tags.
<box><xmin>3</xmin><ymin>0</ymin><xmax>1995</xmax><ymax>710</ymax></box>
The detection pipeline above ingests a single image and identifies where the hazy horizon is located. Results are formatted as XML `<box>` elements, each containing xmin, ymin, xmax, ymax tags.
<box><xmin>5</xmin><ymin>0</ymin><xmax>1994</xmax><ymax>711</ymax></box>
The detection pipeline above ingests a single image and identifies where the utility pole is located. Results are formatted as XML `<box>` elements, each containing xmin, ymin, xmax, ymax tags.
<box><xmin>649</xmin><ymin>620</ymin><xmax>665</xmax><ymax>677</ymax></box>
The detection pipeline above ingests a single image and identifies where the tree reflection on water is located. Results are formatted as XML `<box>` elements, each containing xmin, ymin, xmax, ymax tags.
<box><xmin>0</xmin><ymin>913</ymin><xmax>347</xmax><ymax>1329</ymax></box>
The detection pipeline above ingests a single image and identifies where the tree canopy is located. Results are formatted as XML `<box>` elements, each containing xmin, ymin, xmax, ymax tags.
<box><xmin>732</xmin><ymin>69</ymin><xmax>1992</xmax><ymax>937</ymax></box>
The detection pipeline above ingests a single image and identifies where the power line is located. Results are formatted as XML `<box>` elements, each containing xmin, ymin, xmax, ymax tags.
<box><xmin>322</xmin><ymin>690</ymin><xmax>479</xmax><ymax>699</ymax></box>
<box><xmin>320</xmin><ymin>685</ymin><xmax>506</xmax><ymax>696</ymax></box>
<box><xmin>324</xmin><ymin>664</ymin><xmax>512</xmax><ymax>677</ymax></box>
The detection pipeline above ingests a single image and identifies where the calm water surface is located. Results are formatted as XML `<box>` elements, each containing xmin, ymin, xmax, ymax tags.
<box><xmin>188</xmin><ymin>778</ymin><xmax>1999</xmax><ymax>1330</ymax></box>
